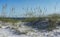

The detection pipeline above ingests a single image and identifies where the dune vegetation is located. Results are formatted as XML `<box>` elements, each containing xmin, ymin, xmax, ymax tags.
<box><xmin>0</xmin><ymin>4</ymin><xmax>60</xmax><ymax>31</ymax></box>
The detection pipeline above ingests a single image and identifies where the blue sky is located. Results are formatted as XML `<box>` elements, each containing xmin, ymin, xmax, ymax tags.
<box><xmin>0</xmin><ymin>0</ymin><xmax>60</xmax><ymax>17</ymax></box>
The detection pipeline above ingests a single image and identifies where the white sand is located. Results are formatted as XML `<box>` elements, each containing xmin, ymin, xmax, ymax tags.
<box><xmin>0</xmin><ymin>22</ymin><xmax>60</xmax><ymax>37</ymax></box>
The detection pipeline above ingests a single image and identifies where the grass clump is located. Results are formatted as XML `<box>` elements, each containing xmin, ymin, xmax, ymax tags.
<box><xmin>0</xmin><ymin>17</ymin><xmax>20</xmax><ymax>23</ymax></box>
